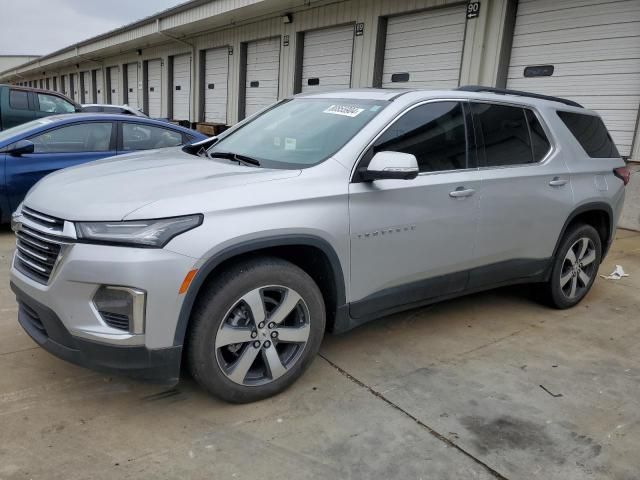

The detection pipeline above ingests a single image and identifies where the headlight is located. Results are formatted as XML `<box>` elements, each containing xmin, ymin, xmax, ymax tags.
<box><xmin>76</xmin><ymin>214</ymin><xmax>203</xmax><ymax>247</ymax></box>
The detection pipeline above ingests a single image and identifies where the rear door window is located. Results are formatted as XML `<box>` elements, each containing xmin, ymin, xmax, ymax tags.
<box><xmin>121</xmin><ymin>122</ymin><xmax>183</xmax><ymax>151</ymax></box>
<box><xmin>471</xmin><ymin>103</ymin><xmax>534</xmax><ymax>167</ymax></box>
<box><xmin>525</xmin><ymin>109</ymin><xmax>551</xmax><ymax>162</ymax></box>
<box><xmin>557</xmin><ymin>111</ymin><xmax>619</xmax><ymax>158</ymax></box>
<box><xmin>9</xmin><ymin>90</ymin><xmax>29</xmax><ymax>110</ymax></box>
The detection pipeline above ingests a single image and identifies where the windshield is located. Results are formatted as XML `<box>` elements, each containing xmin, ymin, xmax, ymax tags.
<box><xmin>0</xmin><ymin>117</ymin><xmax>57</xmax><ymax>144</ymax></box>
<box><xmin>208</xmin><ymin>98</ymin><xmax>387</xmax><ymax>168</ymax></box>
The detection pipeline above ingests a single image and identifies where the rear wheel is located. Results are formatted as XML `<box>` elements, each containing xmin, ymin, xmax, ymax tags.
<box><xmin>187</xmin><ymin>257</ymin><xmax>325</xmax><ymax>403</ymax></box>
<box><xmin>544</xmin><ymin>224</ymin><xmax>601</xmax><ymax>309</ymax></box>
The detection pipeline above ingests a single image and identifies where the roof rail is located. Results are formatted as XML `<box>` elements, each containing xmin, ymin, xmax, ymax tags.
<box><xmin>457</xmin><ymin>85</ymin><xmax>583</xmax><ymax>108</ymax></box>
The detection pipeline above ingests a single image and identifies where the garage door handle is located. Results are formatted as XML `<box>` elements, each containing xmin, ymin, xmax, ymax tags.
<box><xmin>449</xmin><ymin>187</ymin><xmax>475</xmax><ymax>198</ymax></box>
<box><xmin>549</xmin><ymin>177</ymin><xmax>568</xmax><ymax>187</ymax></box>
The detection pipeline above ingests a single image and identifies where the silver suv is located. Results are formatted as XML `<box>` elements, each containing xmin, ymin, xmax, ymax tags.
<box><xmin>10</xmin><ymin>87</ymin><xmax>629</xmax><ymax>403</ymax></box>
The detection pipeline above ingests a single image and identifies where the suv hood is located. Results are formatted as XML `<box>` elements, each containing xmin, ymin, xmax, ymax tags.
<box><xmin>24</xmin><ymin>148</ymin><xmax>300</xmax><ymax>221</ymax></box>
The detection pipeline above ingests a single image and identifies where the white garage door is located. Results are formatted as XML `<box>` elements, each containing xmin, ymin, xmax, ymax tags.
<box><xmin>109</xmin><ymin>67</ymin><xmax>120</xmax><ymax>105</ymax></box>
<box><xmin>147</xmin><ymin>59</ymin><xmax>162</xmax><ymax>118</ymax></box>
<box><xmin>172</xmin><ymin>54</ymin><xmax>191</xmax><ymax>121</ymax></box>
<box><xmin>71</xmin><ymin>73</ymin><xmax>79</xmax><ymax>101</ymax></box>
<box><xmin>507</xmin><ymin>0</ymin><xmax>640</xmax><ymax>157</ymax></box>
<box><xmin>82</xmin><ymin>71</ymin><xmax>93</xmax><ymax>103</ymax></box>
<box><xmin>95</xmin><ymin>70</ymin><xmax>104</xmax><ymax>103</ymax></box>
<box><xmin>244</xmin><ymin>37</ymin><xmax>280</xmax><ymax>118</ymax></box>
<box><xmin>126</xmin><ymin>63</ymin><xmax>139</xmax><ymax>109</ymax></box>
<box><xmin>301</xmin><ymin>24</ymin><xmax>354</xmax><ymax>93</ymax></box>
<box><xmin>381</xmin><ymin>5</ymin><xmax>466</xmax><ymax>88</ymax></box>
<box><xmin>204</xmin><ymin>47</ymin><xmax>229</xmax><ymax>123</ymax></box>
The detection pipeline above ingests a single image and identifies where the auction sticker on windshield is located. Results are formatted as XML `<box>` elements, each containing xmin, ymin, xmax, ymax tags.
<box><xmin>323</xmin><ymin>104</ymin><xmax>365</xmax><ymax>117</ymax></box>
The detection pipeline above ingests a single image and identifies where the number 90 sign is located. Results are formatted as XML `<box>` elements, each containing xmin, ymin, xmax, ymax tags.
<box><xmin>467</xmin><ymin>1</ymin><xmax>480</xmax><ymax>19</ymax></box>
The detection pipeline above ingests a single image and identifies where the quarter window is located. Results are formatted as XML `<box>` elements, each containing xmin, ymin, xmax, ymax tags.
<box><xmin>557</xmin><ymin>111</ymin><xmax>619</xmax><ymax>158</ymax></box>
<box><xmin>9</xmin><ymin>90</ymin><xmax>29</xmax><ymax>110</ymax></box>
<box><xmin>122</xmin><ymin>123</ymin><xmax>183</xmax><ymax>151</ymax></box>
<box><xmin>30</xmin><ymin>123</ymin><xmax>113</xmax><ymax>153</ymax></box>
<box><xmin>373</xmin><ymin>101</ymin><xmax>469</xmax><ymax>172</ymax></box>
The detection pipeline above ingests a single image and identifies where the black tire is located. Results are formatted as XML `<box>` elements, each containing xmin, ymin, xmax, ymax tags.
<box><xmin>187</xmin><ymin>257</ymin><xmax>325</xmax><ymax>403</ymax></box>
<box><xmin>543</xmin><ymin>223</ymin><xmax>602</xmax><ymax>309</ymax></box>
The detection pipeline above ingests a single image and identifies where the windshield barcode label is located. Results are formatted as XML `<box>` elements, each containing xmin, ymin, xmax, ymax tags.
<box><xmin>323</xmin><ymin>105</ymin><xmax>365</xmax><ymax>117</ymax></box>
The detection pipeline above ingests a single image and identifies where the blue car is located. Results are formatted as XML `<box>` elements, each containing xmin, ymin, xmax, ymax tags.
<box><xmin>0</xmin><ymin>114</ymin><xmax>206</xmax><ymax>223</ymax></box>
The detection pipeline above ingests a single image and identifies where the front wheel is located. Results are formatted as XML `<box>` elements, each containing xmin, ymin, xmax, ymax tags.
<box><xmin>544</xmin><ymin>223</ymin><xmax>602</xmax><ymax>309</ymax></box>
<box><xmin>187</xmin><ymin>257</ymin><xmax>325</xmax><ymax>403</ymax></box>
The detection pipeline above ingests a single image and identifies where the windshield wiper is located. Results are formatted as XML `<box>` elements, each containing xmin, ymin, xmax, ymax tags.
<box><xmin>209</xmin><ymin>151</ymin><xmax>260</xmax><ymax>166</ymax></box>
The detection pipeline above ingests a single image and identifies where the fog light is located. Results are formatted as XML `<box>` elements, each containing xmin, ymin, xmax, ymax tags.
<box><xmin>93</xmin><ymin>286</ymin><xmax>146</xmax><ymax>334</ymax></box>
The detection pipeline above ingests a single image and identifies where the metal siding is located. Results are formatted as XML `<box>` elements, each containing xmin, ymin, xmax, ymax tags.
<box><xmin>301</xmin><ymin>24</ymin><xmax>355</xmax><ymax>93</ymax></box>
<box><xmin>109</xmin><ymin>66</ymin><xmax>120</xmax><ymax>104</ymax></box>
<box><xmin>173</xmin><ymin>54</ymin><xmax>191</xmax><ymax>120</ymax></box>
<box><xmin>381</xmin><ymin>5</ymin><xmax>467</xmax><ymax>89</ymax></box>
<box><xmin>147</xmin><ymin>59</ymin><xmax>162</xmax><ymax>118</ymax></box>
<box><xmin>126</xmin><ymin>63</ymin><xmax>140</xmax><ymax>109</ymax></box>
<box><xmin>204</xmin><ymin>47</ymin><xmax>229</xmax><ymax>123</ymax></box>
<box><xmin>244</xmin><ymin>37</ymin><xmax>280</xmax><ymax>117</ymax></box>
<box><xmin>507</xmin><ymin>0</ymin><xmax>640</xmax><ymax>157</ymax></box>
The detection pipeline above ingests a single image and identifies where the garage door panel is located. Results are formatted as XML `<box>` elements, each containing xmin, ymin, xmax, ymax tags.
<box><xmin>507</xmin><ymin>0</ymin><xmax>640</xmax><ymax>157</ymax></box>
<box><xmin>515</xmin><ymin>0</ymin><xmax>640</xmax><ymax>27</ymax></box>
<box><xmin>245</xmin><ymin>37</ymin><xmax>280</xmax><ymax>117</ymax></box>
<box><xmin>508</xmin><ymin>59</ymin><xmax>639</xmax><ymax>78</ymax></box>
<box><xmin>109</xmin><ymin>67</ymin><xmax>119</xmax><ymax>104</ymax></box>
<box><xmin>513</xmin><ymin>20</ymin><xmax>640</xmax><ymax>46</ymax></box>
<box><xmin>147</xmin><ymin>59</ymin><xmax>162</xmax><ymax>118</ymax></box>
<box><xmin>173</xmin><ymin>54</ymin><xmax>191</xmax><ymax>121</ymax></box>
<box><xmin>301</xmin><ymin>25</ymin><xmax>354</xmax><ymax>93</ymax></box>
<box><xmin>509</xmin><ymin>39</ymin><xmax>640</xmax><ymax>65</ymax></box>
<box><xmin>126</xmin><ymin>63</ymin><xmax>139</xmax><ymax>109</ymax></box>
<box><xmin>516</xmin><ymin>0</ymin><xmax>622</xmax><ymax>15</ymax></box>
<box><xmin>204</xmin><ymin>47</ymin><xmax>229</xmax><ymax>124</ymax></box>
<box><xmin>382</xmin><ymin>5</ymin><xmax>465</xmax><ymax>89</ymax></box>
<box><xmin>95</xmin><ymin>71</ymin><xmax>104</xmax><ymax>103</ymax></box>
<box><xmin>82</xmin><ymin>71</ymin><xmax>92</xmax><ymax>103</ymax></box>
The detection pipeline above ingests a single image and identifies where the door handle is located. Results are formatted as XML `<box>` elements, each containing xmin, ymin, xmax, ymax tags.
<box><xmin>549</xmin><ymin>177</ymin><xmax>568</xmax><ymax>187</ymax></box>
<box><xmin>449</xmin><ymin>187</ymin><xmax>475</xmax><ymax>198</ymax></box>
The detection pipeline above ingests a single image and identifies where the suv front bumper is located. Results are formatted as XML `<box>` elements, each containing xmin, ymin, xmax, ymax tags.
<box><xmin>13</xmin><ymin>282</ymin><xmax>182</xmax><ymax>383</ymax></box>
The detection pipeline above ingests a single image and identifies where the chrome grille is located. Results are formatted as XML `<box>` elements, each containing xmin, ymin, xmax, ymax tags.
<box><xmin>21</xmin><ymin>206</ymin><xmax>64</xmax><ymax>232</ymax></box>
<box><xmin>14</xmin><ymin>208</ymin><xmax>67</xmax><ymax>285</ymax></box>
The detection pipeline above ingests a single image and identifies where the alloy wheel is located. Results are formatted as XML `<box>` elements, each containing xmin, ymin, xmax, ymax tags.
<box><xmin>559</xmin><ymin>237</ymin><xmax>597</xmax><ymax>299</ymax></box>
<box><xmin>215</xmin><ymin>286</ymin><xmax>311</xmax><ymax>386</ymax></box>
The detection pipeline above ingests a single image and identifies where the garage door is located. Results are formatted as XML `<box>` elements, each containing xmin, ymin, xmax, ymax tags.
<box><xmin>126</xmin><ymin>63</ymin><xmax>139</xmax><ymax>109</ymax></box>
<box><xmin>60</xmin><ymin>76</ymin><xmax>67</xmax><ymax>95</ymax></box>
<box><xmin>381</xmin><ymin>5</ymin><xmax>466</xmax><ymax>88</ymax></box>
<box><xmin>203</xmin><ymin>47</ymin><xmax>229</xmax><ymax>123</ymax></box>
<box><xmin>71</xmin><ymin>73</ymin><xmax>80</xmax><ymax>100</ymax></box>
<box><xmin>172</xmin><ymin>54</ymin><xmax>191</xmax><ymax>121</ymax></box>
<box><xmin>507</xmin><ymin>0</ymin><xmax>640</xmax><ymax>157</ymax></box>
<box><xmin>244</xmin><ymin>37</ymin><xmax>280</xmax><ymax>118</ymax></box>
<box><xmin>82</xmin><ymin>71</ymin><xmax>93</xmax><ymax>103</ymax></box>
<box><xmin>109</xmin><ymin>67</ymin><xmax>120</xmax><ymax>104</ymax></box>
<box><xmin>301</xmin><ymin>24</ymin><xmax>354</xmax><ymax>93</ymax></box>
<box><xmin>95</xmin><ymin>70</ymin><xmax>104</xmax><ymax>103</ymax></box>
<box><xmin>147</xmin><ymin>59</ymin><xmax>162</xmax><ymax>118</ymax></box>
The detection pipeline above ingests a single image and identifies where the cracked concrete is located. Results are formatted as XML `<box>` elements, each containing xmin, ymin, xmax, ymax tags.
<box><xmin>0</xmin><ymin>226</ymin><xmax>639</xmax><ymax>479</ymax></box>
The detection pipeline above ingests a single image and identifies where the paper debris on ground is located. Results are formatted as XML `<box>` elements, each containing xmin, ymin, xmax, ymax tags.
<box><xmin>600</xmin><ymin>265</ymin><xmax>629</xmax><ymax>280</ymax></box>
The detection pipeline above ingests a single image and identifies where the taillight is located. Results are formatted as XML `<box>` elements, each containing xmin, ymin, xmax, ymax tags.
<box><xmin>613</xmin><ymin>166</ymin><xmax>631</xmax><ymax>186</ymax></box>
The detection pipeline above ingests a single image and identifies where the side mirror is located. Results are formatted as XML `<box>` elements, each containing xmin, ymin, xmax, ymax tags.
<box><xmin>359</xmin><ymin>151</ymin><xmax>419</xmax><ymax>181</ymax></box>
<box><xmin>8</xmin><ymin>139</ymin><xmax>35</xmax><ymax>156</ymax></box>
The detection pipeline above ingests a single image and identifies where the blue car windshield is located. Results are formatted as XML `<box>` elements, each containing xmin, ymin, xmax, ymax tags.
<box><xmin>208</xmin><ymin>98</ymin><xmax>388</xmax><ymax>168</ymax></box>
<box><xmin>0</xmin><ymin>117</ymin><xmax>58</xmax><ymax>145</ymax></box>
